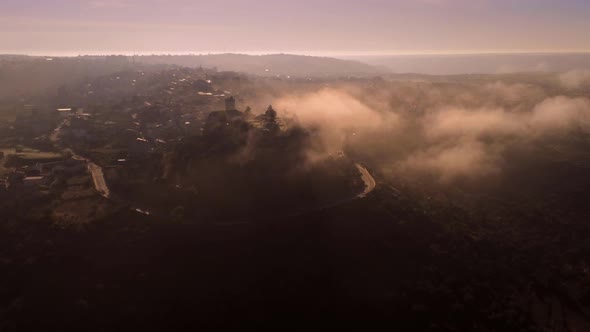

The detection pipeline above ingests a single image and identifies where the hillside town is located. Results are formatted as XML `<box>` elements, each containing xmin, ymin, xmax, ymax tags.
<box><xmin>0</xmin><ymin>66</ymin><xmax>364</xmax><ymax>223</ymax></box>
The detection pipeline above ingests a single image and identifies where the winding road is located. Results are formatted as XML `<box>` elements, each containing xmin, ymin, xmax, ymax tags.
<box><xmin>51</xmin><ymin>120</ymin><xmax>111</xmax><ymax>199</ymax></box>
<box><xmin>87</xmin><ymin>162</ymin><xmax>110</xmax><ymax>198</ymax></box>
<box><xmin>52</xmin><ymin>116</ymin><xmax>376</xmax><ymax>216</ymax></box>
<box><xmin>94</xmin><ymin>160</ymin><xmax>375</xmax><ymax>220</ymax></box>
<box><xmin>355</xmin><ymin>163</ymin><xmax>377</xmax><ymax>198</ymax></box>
<box><xmin>80</xmin><ymin>154</ymin><xmax>375</xmax><ymax>216</ymax></box>
<box><xmin>280</xmin><ymin>161</ymin><xmax>377</xmax><ymax>218</ymax></box>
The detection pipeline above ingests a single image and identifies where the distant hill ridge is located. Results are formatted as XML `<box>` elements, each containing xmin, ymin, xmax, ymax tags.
<box><xmin>0</xmin><ymin>53</ymin><xmax>385</xmax><ymax>99</ymax></box>
<box><xmin>133</xmin><ymin>53</ymin><xmax>387</xmax><ymax>77</ymax></box>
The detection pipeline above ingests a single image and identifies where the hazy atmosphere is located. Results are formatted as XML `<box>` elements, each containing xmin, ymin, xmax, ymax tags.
<box><xmin>2</xmin><ymin>0</ymin><xmax>590</xmax><ymax>55</ymax></box>
<box><xmin>2</xmin><ymin>1</ymin><xmax>590</xmax><ymax>331</ymax></box>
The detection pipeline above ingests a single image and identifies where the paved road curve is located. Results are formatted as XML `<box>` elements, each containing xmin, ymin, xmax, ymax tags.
<box><xmin>67</xmin><ymin>150</ymin><xmax>111</xmax><ymax>199</ymax></box>
<box><xmin>52</xmin><ymin>121</ymin><xmax>114</xmax><ymax>201</ymax></box>
<box><xmin>355</xmin><ymin>163</ymin><xmax>376</xmax><ymax>198</ymax></box>
<box><xmin>87</xmin><ymin>162</ymin><xmax>110</xmax><ymax>199</ymax></box>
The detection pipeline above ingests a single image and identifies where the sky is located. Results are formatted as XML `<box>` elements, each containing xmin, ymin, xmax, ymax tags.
<box><xmin>1</xmin><ymin>0</ymin><xmax>590</xmax><ymax>56</ymax></box>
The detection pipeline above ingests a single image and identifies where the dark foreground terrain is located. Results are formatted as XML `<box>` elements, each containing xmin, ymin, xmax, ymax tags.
<box><xmin>2</xmin><ymin>148</ymin><xmax>590</xmax><ymax>331</ymax></box>
<box><xmin>1</xmin><ymin>56</ymin><xmax>590</xmax><ymax>331</ymax></box>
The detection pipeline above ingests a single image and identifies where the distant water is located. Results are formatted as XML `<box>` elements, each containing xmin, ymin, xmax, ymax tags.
<box><xmin>342</xmin><ymin>53</ymin><xmax>590</xmax><ymax>75</ymax></box>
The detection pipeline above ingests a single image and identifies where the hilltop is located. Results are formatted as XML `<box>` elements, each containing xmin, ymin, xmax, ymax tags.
<box><xmin>134</xmin><ymin>53</ymin><xmax>387</xmax><ymax>77</ymax></box>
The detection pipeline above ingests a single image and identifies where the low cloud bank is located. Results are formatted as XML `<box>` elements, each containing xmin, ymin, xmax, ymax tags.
<box><xmin>273</xmin><ymin>83</ymin><xmax>590</xmax><ymax>183</ymax></box>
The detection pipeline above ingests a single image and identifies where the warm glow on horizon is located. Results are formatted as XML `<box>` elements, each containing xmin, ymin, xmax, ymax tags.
<box><xmin>2</xmin><ymin>0</ymin><xmax>590</xmax><ymax>55</ymax></box>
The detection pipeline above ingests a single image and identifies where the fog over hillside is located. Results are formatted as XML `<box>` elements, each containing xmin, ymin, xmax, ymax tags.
<box><xmin>3</xmin><ymin>0</ymin><xmax>590</xmax><ymax>329</ymax></box>
<box><xmin>2</xmin><ymin>53</ymin><xmax>590</xmax><ymax>331</ymax></box>
<box><xmin>265</xmin><ymin>74</ymin><xmax>590</xmax><ymax>184</ymax></box>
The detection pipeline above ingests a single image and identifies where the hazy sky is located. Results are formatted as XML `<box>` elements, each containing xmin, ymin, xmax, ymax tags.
<box><xmin>1</xmin><ymin>0</ymin><xmax>590</xmax><ymax>56</ymax></box>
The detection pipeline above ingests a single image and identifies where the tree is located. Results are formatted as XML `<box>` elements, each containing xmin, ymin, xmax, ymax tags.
<box><xmin>265</xmin><ymin>105</ymin><xmax>277</xmax><ymax>122</ymax></box>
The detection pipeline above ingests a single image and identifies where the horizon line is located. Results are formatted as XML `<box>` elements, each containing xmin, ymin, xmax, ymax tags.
<box><xmin>3</xmin><ymin>50</ymin><xmax>590</xmax><ymax>58</ymax></box>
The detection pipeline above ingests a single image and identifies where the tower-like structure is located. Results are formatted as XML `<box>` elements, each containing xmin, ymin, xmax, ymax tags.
<box><xmin>225</xmin><ymin>96</ymin><xmax>236</xmax><ymax>112</ymax></box>
<box><xmin>265</xmin><ymin>105</ymin><xmax>277</xmax><ymax>122</ymax></box>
